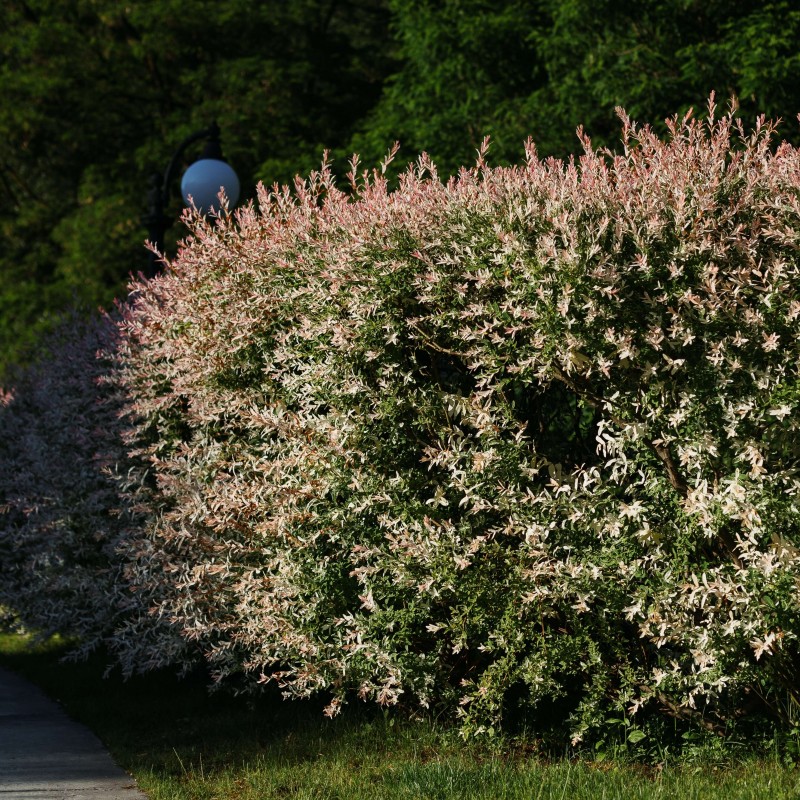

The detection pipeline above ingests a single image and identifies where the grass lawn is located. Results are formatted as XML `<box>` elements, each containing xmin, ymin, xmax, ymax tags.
<box><xmin>1</xmin><ymin>631</ymin><xmax>799</xmax><ymax>799</ymax></box>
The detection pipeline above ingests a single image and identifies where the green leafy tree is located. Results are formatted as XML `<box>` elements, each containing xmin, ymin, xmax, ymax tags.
<box><xmin>526</xmin><ymin>0</ymin><xmax>800</xmax><ymax>155</ymax></box>
<box><xmin>349</xmin><ymin>0</ymin><xmax>550</xmax><ymax>174</ymax></box>
<box><xmin>351</xmin><ymin>0</ymin><xmax>800</xmax><ymax>171</ymax></box>
<box><xmin>0</xmin><ymin>0</ymin><xmax>395</xmax><ymax>379</ymax></box>
<box><xmin>5</xmin><ymin>0</ymin><xmax>800</xmax><ymax>379</ymax></box>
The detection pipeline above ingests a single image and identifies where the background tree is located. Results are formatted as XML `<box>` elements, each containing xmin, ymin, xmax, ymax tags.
<box><xmin>0</xmin><ymin>0</ymin><xmax>395</xmax><ymax>379</ymax></box>
<box><xmin>3</xmin><ymin>0</ymin><xmax>800</xmax><ymax>379</ymax></box>
<box><xmin>350</xmin><ymin>0</ymin><xmax>800</xmax><ymax>169</ymax></box>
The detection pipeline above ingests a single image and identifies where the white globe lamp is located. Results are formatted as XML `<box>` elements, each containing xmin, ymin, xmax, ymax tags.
<box><xmin>181</xmin><ymin>147</ymin><xmax>240</xmax><ymax>213</ymax></box>
<box><xmin>144</xmin><ymin>121</ymin><xmax>241</xmax><ymax>276</ymax></box>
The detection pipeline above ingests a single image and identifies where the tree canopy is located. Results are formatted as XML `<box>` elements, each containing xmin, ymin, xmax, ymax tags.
<box><xmin>352</xmin><ymin>0</ymin><xmax>800</xmax><ymax>169</ymax></box>
<box><xmin>0</xmin><ymin>0</ymin><xmax>395</xmax><ymax>377</ymax></box>
<box><xmin>2</xmin><ymin>0</ymin><xmax>799</xmax><ymax>378</ymax></box>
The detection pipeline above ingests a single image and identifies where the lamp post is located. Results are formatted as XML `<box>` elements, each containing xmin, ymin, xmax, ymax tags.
<box><xmin>142</xmin><ymin>121</ymin><xmax>240</xmax><ymax>277</ymax></box>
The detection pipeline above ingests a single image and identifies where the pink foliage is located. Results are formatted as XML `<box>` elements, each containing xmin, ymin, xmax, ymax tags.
<box><xmin>0</xmin><ymin>314</ymin><xmax>131</xmax><ymax>657</ymax></box>
<box><xmin>4</xmin><ymin>98</ymin><xmax>800</xmax><ymax>741</ymax></box>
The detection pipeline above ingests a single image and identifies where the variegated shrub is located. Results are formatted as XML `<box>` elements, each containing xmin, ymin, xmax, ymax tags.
<box><xmin>0</xmin><ymin>314</ymin><xmax>130</xmax><ymax>657</ymax></box>
<box><xmin>4</xmin><ymin>98</ymin><xmax>800</xmax><ymax>747</ymax></box>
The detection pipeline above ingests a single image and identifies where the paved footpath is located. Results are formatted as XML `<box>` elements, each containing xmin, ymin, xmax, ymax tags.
<box><xmin>0</xmin><ymin>666</ymin><xmax>148</xmax><ymax>799</ymax></box>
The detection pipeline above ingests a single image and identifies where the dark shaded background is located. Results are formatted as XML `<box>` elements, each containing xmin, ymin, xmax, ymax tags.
<box><xmin>2</xmin><ymin>0</ymin><xmax>798</xmax><ymax>379</ymax></box>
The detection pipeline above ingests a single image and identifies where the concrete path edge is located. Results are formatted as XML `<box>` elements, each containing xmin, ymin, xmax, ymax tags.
<box><xmin>0</xmin><ymin>665</ymin><xmax>148</xmax><ymax>799</ymax></box>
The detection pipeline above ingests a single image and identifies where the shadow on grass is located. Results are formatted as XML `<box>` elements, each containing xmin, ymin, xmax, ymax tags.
<box><xmin>0</xmin><ymin>632</ymin><xmax>424</xmax><ymax>780</ymax></box>
<box><xmin>3</xmin><ymin>633</ymin><xmax>800</xmax><ymax>800</ymax></box>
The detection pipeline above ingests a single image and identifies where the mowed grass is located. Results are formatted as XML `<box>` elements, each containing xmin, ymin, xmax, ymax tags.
<box><xmin>1</xmin><ymin>632</ymin><xmax>799</xmax><ymax>799</ymax></box>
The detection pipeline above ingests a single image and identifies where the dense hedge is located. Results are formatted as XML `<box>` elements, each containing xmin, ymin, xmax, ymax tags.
<box><xmin>0</xmin><ymin>314</ymin><xmax>129</xmax><ymax>656</ymax></box>
<box><xmin>3</xmin><ymin>100</ymin><xmax>800</xmax><ymax>747</ymax></box>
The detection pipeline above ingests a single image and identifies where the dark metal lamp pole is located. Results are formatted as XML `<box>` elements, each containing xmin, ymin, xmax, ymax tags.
<box><xmin>142</xmin><ymin>121</ymin><xmax>240</xmax><ymax>278</ymax></box>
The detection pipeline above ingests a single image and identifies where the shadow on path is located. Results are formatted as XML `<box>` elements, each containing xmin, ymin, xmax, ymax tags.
<box><xmin>0</xmin><ymin>666</ymin><xmax>147</xmax><ymax>799</ymax></box>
